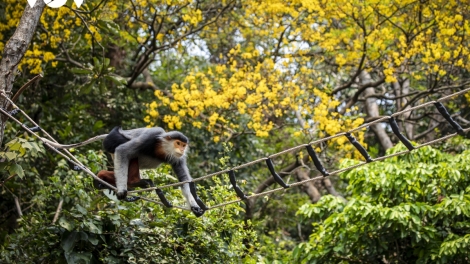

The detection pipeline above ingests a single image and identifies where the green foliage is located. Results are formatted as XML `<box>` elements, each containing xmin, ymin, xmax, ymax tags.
<box><xmin>0</xmin><ymin>137</ymin><xmax>44</xmax><ymax>179</ymax></box>
<box><xmin>293</xmin><ymin>143</ymin><xmax>470</xmax><ymax>263</ymax></box>
<box><xmin>1</xmin><ymin>149</ymin><xmax>257</xmax><ymax>263</ymax></box>
<box><xmin>71</xmin><ymin>57</ymin><xmax>127</xmax><ymax>95</ymax></box>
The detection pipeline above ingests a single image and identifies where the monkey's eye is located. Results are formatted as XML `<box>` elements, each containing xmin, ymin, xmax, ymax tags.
<box><xmin>176</xmin><ymin>141</ymin><xmax>181</xmax><ymax>146</ymax></box>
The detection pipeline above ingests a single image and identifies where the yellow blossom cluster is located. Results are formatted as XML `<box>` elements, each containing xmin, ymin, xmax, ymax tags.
<box><xmin>148</xmin><ymin>48</ymin><xmax>300</xmax><ymax>140</ymax></box>
<box><xmin>294</xmin><ymin>0</ymin><xmax>469</xmax><ymax>81</ymax></box>
<box><xmin>146</xmin><ymin>46</ymin><xmax>366</xmax><ymax>152</ymax></box>
<box><xmin>182</xmin><ymin>9</ymin><xmax>203</xmax><ymax>26</ymax></box>
<box><xmin>299</xmin><ymin>89</ymin><xmax>366</xmax><ymax>157</ymax></box>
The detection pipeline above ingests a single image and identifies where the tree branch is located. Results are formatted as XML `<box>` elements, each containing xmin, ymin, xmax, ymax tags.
<box><xmin>341</xmin><ymin>76</ymin><xmax>386</xmax><ymax>113</ymax></box>
<box><xmin>127</xmin><ymin>1</ymin><xmax>236</xmax><ymax>87</ymax></box>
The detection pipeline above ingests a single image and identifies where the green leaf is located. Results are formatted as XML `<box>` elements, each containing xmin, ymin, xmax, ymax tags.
<box><xmin>104</xmin><ymin>75</ymin><xmax>126</xmax><ymax>86</ymax></box>
<box><xmin>9</xmin><ymin>163</ymin><xmax>24</xmax><ymax>179</ymax></box>
<box><xmin>119</xmin><ymin>30</ymin><xmax>137</xmax><ymax>43</ymax></box>
<box><xmin>92</xmin><ymin>120</ymin><xmax>104</xmax><ymax>132</ymax></box>
<box><xmin>99</xmin><ymin>79</ymin><xmax>107</xmax><ymax>94</ymax></box>
<box><xmin>93</xmin><ymin>57</ymin><xmax>101</xmax><ymax>69</ymax></box>
<box><xmin>83</xmin><ymin>221</ymin><xmax>101</xmax><ymax>234</ymax></box>
<box><xmin>21</xmin><ymin>142</ymin><xmax>34</xmax><ymax>149</ymax></box>
<box><xmin>61</xmin><ymin>231</ymin><xmax>79</xmax><ymax>253</ymax></box>
<box><xmin>59</xmin><ymin>217</ymin><xmax>76</xmax><ymax>231</ymax></box>
<box><xmin>5</xmin><ymin>152</ymin><xmax>17</xmax><ymax>161</ymax></box>
<box><xmin>80</xmin><ymin>80</ymin><xmax>96</xmax><ymax>95</ymax></box>
<box><xmin>76</xmin><ymin>204</ymin><xmax>87</xmax><ymax>215</ymax></box>
<box><xmin>88</xmin><ymin>235</ymin><xmax>99</xmax><ymax>246</ymax></box>
<box><xmin>65</xmin><ymin>252</ymin><xmax>92</xmax><ymax>264</ymax></box>
<box><xmin>103</xmin><ymin>57</ymin><xmax>110</xmax><ymax>68</ymax></box>
<box><xmin>97</xmin><ymin>20</ymin><xmax>120</xmax><ymax>35</ymax></box>
<box><xmin>0</xmin><ymin>163</ymin><xmax>8</xmax><ymax>173</ymax></box>
<box><xmin>69</xmin><ymin>68</ymin><xmax>93</xmax><ymax>75</ymax></box>
<box><xmin>8</xmin><ymin>142</ymin><xmax>22</xmax><ymax>151</ymax></box>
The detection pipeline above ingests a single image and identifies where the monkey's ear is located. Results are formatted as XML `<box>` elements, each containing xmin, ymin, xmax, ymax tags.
<box><xmin>164</xmin><ymin>136</ymin><xmax>172</xmax><ymax>140</ymax></box>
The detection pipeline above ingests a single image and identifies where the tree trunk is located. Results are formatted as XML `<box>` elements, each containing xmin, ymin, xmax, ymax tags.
<box><xmin>0</xmin><ymin>1</ymin><xmax>46</xmax><ymax>146</ymax></box>
<box><xmin>295</xmin><ymin>168</ymin><xmax>321</xmax><ymax>203</ymax></box>
<box><xmin>393</xmin><ymin>79</ymin><xmax>414</xmax><ymax>139</ymax></box>
<box><xmin>360</xmin><ymin>71</ymin><xmax>393</xmax><ymax>150</ymax></box>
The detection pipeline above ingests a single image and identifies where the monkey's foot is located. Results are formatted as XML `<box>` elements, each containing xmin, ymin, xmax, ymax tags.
<box><xmin>191</xmin><ymin>206</ymin><xmax>205</xmax><ymax>217</ymax></box>
<box><xmin>125</xmin><ymin>196</ymin><xmax>141</xmax><ymax>202</ymax></box>
<box><xmin>94</xmin><ymin>179</ymin><xmax>108</xmax><ymax>190</ymax></box>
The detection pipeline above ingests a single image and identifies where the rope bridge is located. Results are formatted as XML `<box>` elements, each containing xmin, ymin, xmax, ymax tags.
<box><xmin>1</xmin><ymin>87</ymin><xmax>469</xmax><ymax>212</ymax></box>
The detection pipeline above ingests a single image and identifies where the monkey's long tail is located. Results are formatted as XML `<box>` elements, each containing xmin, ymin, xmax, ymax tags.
<box><xmin>41</xmin><ymin>134</ymin><xmax>108</xmax><ymax>149</ymax></box>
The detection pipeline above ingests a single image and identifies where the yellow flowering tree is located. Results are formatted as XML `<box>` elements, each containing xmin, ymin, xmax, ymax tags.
<box><xmin>1</xmin><ymin>0</ymin><xmax>470</xmax><ymax>261</ymax></box>
<box><xmin>146</xmin><ymin>0</ymin><xmax>469</xmax><ymax>151</ymax></box>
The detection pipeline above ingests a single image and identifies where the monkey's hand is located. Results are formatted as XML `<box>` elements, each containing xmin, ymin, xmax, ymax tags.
<box><xmin>191</xmin><ymin>206</ymin><xmax>205</xmax><ymax>217</ymax></box>
<box><xmin>116</xmin><ymin>190</ymin><xmax>128</xmax><ymax>200</ymax></box>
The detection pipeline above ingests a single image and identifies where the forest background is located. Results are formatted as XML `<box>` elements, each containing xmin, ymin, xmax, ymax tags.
<box><xmin>1</xmin><ymin>0</ymin><xmax>470</xmax><ymax>263</ymax></box>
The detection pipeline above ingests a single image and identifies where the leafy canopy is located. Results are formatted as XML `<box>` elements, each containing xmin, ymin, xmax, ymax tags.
<box><xmin>294</xmin><ymin>141</ymin><xmax>470</xmax><ymax>263</ymax></box>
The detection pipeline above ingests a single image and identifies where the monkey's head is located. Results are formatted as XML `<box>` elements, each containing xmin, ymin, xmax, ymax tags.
<box><xmin>163</xmin><ymin>131</ymin><xmax>189</xmax><ymax>159</ymax></box>
<box><xmin>173</xmin><ymin>139</ymin><xmax>187</xmax><ymax>157</ymax></box>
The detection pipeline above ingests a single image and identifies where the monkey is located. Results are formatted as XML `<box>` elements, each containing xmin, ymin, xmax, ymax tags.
<box><xmin>42</xmin><ymin>126</ymin><xmax>205</xmax><ymax>217</ymax></box>
<box><xmin>93</xmin><ymin>158</ymin><xmax>153</xmax><ymax>201</ymax></box>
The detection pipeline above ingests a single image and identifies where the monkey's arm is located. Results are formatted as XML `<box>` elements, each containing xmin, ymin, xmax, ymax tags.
<box><xmin>112</xmin><ymin>141</ymin><xmax>138</xmax><ymax>199</ymax></box>
<box><xmin>95</xmin><ymin>159</ymin><xmax>173</xmax><ymax>207</ymax></box>
<box><xmin>171</xmin><ymin>159</ymin><xmax>205</xmax><ymax>217</ymax></box>
<box><xmin>41</xmin><ymin>134</ymin><xmax>108</xmax><ymax>149</ymax></box>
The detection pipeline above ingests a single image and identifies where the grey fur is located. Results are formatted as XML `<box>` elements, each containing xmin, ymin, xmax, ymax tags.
<box><xmin>40</xmin><ymin>127</ymin><xmax>203</xmax><ymax>215</ymax></box>
<box><xmin>106</xmin><ymin>127</ymin><xmax>201</xmax><ymax>213</ymax></box>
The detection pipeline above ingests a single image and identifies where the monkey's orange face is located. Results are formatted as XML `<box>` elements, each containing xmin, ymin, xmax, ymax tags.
<box><xmin>173</xmin><ymin>140</ymin><xmax>187</xmax><ymax>157</ymax></box>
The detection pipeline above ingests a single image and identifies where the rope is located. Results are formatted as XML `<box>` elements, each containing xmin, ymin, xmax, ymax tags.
<box><xmin>208</xmin><ymin>127</ymin><xmax>470</xmax><ymax>210</ymax></box>
<box><xmin>128</xmin><ymin>86</ymin><xmax>470</xmax><ymax>194</ymax></box>
<box><xmin>139</xmin><ymin>197</ymin><xmax>191</xmax><ymax>211</ymax></box>
<box><xmin>0</xmin><ymin>94</ymin><xmax>116</xmax><ymax>191</ymax></box>
<box><xmin>1</xmin><ymin>86</ymin><xmax>469</xmax><ymax>212</ymax></box>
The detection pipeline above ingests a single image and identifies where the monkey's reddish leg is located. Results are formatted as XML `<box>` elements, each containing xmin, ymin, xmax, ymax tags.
<box><xmin>95</xmin><ymin>158</ymin><xmax>141</xmax><ymax>189</ymax></box>
<box><xmin>96</xmin><ymin>170</ymin><xmax>117</xmax><ymax>187</ymax></box>
<box><xmin>127</xmin><ymin>158</ymin><xmax>142</xmax><ymax>186</ymax></box>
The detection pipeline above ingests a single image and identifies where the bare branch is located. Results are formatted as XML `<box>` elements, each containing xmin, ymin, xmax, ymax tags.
<box><xmin>52</xmin><ymin>198</ymin><xmax>64</xmax><ymax>224</ymax></box>
<box><xmin>11</xmin><ymin>74</ymin><xmax>43</xmax><ymax>104</ymax></box>
<box><xmin>413</xmin><ymin>123</ymin><xmax>440</xmax><ymax>141</ymax></box>
<box><xmin>14</xmin><ymin>196</ymin><xmax>23</xmax><ymax>217</ymax></box>
<box><xmin>0</xmin><ymin>174</ymin><xmax>18</xmax><ymax>187</ymax></box>
<box><xmin>127</xmin><ymin>1</ymin><xmax>236</xmax><ymax>87</ymax></box>
<box><xmin>361</xmin><ymin>90</ymin><xmax>419</xmax><ymax>101</ymax></box>
<box><xmin>342</xmin><ymin>76</ymin><xmax>386</xmax><ymax>113</ymax></box>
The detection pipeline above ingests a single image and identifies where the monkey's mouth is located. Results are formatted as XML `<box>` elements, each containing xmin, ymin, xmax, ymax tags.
<box><xmin>174</xmin><ymin>149</ymin><xmax>184</xmax><ymax>157</ymax></box>
<box><xmin>175</xmin><ymin>153</ymin><xmax>184</xmax><ymax>158</ymax></box>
